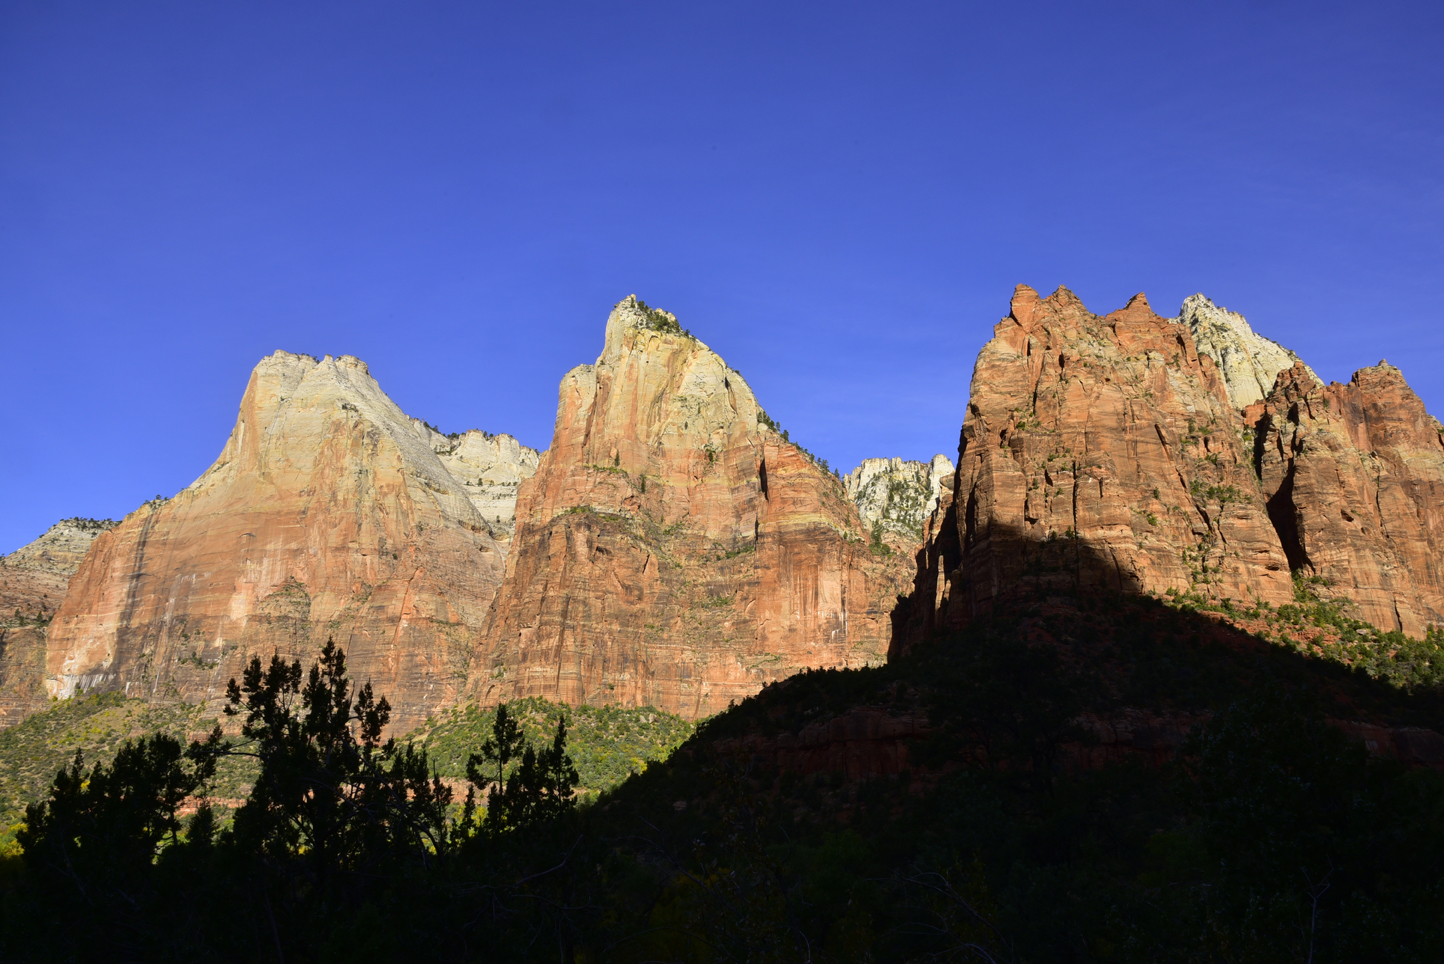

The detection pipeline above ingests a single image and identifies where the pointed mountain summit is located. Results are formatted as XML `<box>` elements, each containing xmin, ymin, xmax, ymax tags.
<box><xmin>475</xmin><ymin>296</ymin><xmax>915</xmax><ymax>718</ymax></box>
<box><xmin>1179</xmin><ymin>294</ymin><xmax>1315</xmax><ymax>410</ymax></box>
<box><xmin>45</xmin><ymin>351</ymin><xmax>524</xmax><ymax>730</ymax></box>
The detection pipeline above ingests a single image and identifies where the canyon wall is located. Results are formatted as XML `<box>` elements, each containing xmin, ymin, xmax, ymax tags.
<box><xmin>473</xmin><ymin>296</ymin><xmax>916</xmax><ymax>719</ymax></box>
<box><xmin>899</xmin><ymin>286</ymin><xmax>1297</xmax><ymax>646</ymax></box>
<box><xmin>426</xmin><ymin>427</ymin><xmax>540</xmax><ymax>543</ymax></box>
<box><xmin>44</xmin><ymin>352</ymin><xmax>521</xmax><ymax>731</ymax></box>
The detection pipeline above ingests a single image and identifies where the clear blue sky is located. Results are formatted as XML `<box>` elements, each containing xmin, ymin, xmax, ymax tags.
<box><xmin>2</xmin><ymin>1</ymin><xmax>1441</xmax><ymax>553</ymax></box>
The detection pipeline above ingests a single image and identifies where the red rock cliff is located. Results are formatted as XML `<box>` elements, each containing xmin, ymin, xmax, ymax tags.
<box><xmin>1258</xmin><ymin>361</ymin><xmax>1444</xmax><ymax>635</ymax></box>
<box><xmin>899</xmin><ymin>285</ymin><xmax>1296</xmax><ymax>647</ymax></box>
<box><xmin>474</xmin><ymin>296</ymin><xmax>914</xmax><ymax>718</ymax></box>
<box><xmin>45</xmin><ymin>352</ymin><xmax>508</xmax><ymax>731</ymax></box>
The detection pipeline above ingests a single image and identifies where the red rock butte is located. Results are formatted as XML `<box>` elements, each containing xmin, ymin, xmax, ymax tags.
<box><xmin>899</xmin><ymin>284</ymin><xmax>1444</xmax><ymax>648</ymax></box>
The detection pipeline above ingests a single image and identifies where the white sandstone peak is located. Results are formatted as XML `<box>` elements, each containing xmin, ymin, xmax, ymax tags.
<box><xmin>844</xmin><ymin>455</ymin><xmax>956</xmax><ymax>541</ymax></box>
<box><xmin>1177</xmin><ymin>294</ymin><xmax>1317</xmax><ymax>409</ymax></box>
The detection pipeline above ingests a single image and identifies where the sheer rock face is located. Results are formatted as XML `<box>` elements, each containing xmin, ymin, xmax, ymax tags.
<box><xmin>0</xmin><ymin>519</ymin><xmax>115</xmax><ymax>727</ymax></box>
<box><xmin>45</xmin><ymin>352</ymin><xmax>508</xmax><ymax>732</ymax></box>
<box><xmin>1257</xmin><ymin>361</ymin><xmax>1444</xmax><ymax>635</ymax></box>
<box><xmin>1179</xmin><ymin>294</ymin><xmax>1315</xmax><ymax>410</ymax></box>
<box><xmin>421</xmin><ymin>427</ymin><xmax>541</xmax><ymax>542</ymax></box>
<box><xmin>844</xmin><ymin>455</ymin><xmax>955</xmax><ymax>542</ymax></box>
<box><xmin>474</xmin><ymin>296</ymin><xmax>914</xmax><ymax>719</ymax></box>
<box><xmin>897</xmin><ymin>285</ymin><xmax>1295</xmax><ymax>648</ymax></box>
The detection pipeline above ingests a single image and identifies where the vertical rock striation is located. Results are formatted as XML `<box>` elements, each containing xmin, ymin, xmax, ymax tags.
<box><xmin>45</xmin><ymin>352</ymin><xmax>510</xmax><ymax>731</ymax></box>
<box><xmin>1257</xmin><ymin>361</ymin><xmax>1444</xmax><ymax>635</ymax></box>
<box><xmin>898</xmin><ymin>285</ymin><xmax>1296</xmax><ymax>649</ymax></box>
<box><xmin>475</xmin><ymin>296</ymin><xmax>914</xmax><ymax>719</ymax></box>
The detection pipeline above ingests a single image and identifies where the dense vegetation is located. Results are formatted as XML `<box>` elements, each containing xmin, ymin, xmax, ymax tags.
<box><xmin>0</xmin><ymin>694</ymin><xmax>689</xmax><ymax>850</ymax></box>
<box><xmin>2</xmin><ymin>593</ymin><xmax>1442</xmax><ymax>961</ymax></box>
<box><xmin>0</xmin><ymin>694</ymin><xmax>254</xmax><ymax>849</ymax></box>
<box><xmin>410</xmin><ymin>697</ymin><xmax>693</xmax><ymax>792</ymax></box>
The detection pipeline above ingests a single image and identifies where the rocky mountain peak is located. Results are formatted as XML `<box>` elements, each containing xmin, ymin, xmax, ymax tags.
<box><xmin>414</xmin><ymin>424</ymin><xmax>542</xmax><ymax>540</ymax></box>
<box><xmin>601</xmin><ymin>294</ymin><xmax>707</xmax><ymax>362</ymax></box>
<box><xmin>844</xmin><ymin>455</ymin><xmax>955</xmax><ymax>541</ymax></box>
<box><xmin>43</xmin><ymin>349</ymin><xmax>513</xmax><ymax>729</ymax></box>
<box><xmin>1178</xmin><ymin>294</ymin><xmax>1314</xmax><ymax>410</ymax></box>
<box><xmin>476</xmin><ymin>297</ymin><xmax>915</xmax><ymax>718</ymax></box>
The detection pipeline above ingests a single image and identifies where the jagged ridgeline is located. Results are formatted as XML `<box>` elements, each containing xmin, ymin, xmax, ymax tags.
<box><xmin>899</xmin><ymin>285</ymin><xmax>1444</xmax><ymax>651</ymax></box>
<box><xmin>3</xmin><ymin>286</ymin><xmax>1444</xmax><ymax>962</ymax></box>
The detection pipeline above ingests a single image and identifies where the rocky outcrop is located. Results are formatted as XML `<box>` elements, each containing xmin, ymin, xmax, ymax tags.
<box><xmin>844</xmin><ymin>455</ymin><xmax>954</xmax><ymax>542</ymax></box>
<box><xmin>46</xmin><ymin>352</ymin><xmax>510</xmax><ymax>732</ymax></box>
<box><xmin>1179</xmin><ymin>294</ymin><xmax>1314</xmax><ymax>410</ymax></box>
<box><xmin>422</xmin><ymin>427</ymin><xmax>541</xmax><ymax>542</ymax></box>
<box><xmin>1256</xmin><ymin>361</ymin><xmax>1444</xmax><ymax>635</ymax></box>
<box><xmin>474</xmin><ymin>296</ymin><xmax>916</xmax><ymax>719</ymax></box>
<box><xmin>898</xmin><ymin>285</ymin><xmax>1296</xmax><ymax>648</ymax></box>
<box><xmin>0</xmin><ymin>518</ymin><xmax>117</xmax><ymax>727</ymax></box>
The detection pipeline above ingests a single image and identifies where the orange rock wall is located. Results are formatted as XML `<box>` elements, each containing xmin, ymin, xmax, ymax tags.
<box><xmin>46</xmin><ymin>353</ymin><xmax>507</xmax><ymax>732</ymax></box>
<box><xmin>929</xmin><ymin>285</ymin><xmax>1293</xmax><ymax>627</ymax></box>
<box><xmin>475</xmin><ymin>298</ymin><xmax>914</xmax><ymax>718</ymax></box>
<box><xmin>1258</xmin><ymin>362</ymin><xmax>1444</xmax><ymax>634</ymax></box>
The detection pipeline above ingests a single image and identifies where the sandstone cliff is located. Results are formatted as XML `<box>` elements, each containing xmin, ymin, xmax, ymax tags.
<box><xmin>898</xmin><ymin>285</ymin><xmax>1297</xmax><ymax>648</ymax></box>
<box><xmin>0</xmin><ymin>518</ymin><xmax>116</xmax><ymax>727</ymax></box>
<box><xmin>1257</xmin><ymin>361</ymin><xmax>1444</xmax><ymax>635</ymax></box>
<box><xmin>474</xmin><ymin>296</ymin><xmax>916</xmax><ymax>718</ymax></box>
<box><xmin>844</xmin><ymin>455</ymin><xmax>954</xmax><ymax>542</ymax></box>
<box><xmin>46</xmin><ymin>352</ymin><xmax>509</xmax><ymax>732</ymax></box>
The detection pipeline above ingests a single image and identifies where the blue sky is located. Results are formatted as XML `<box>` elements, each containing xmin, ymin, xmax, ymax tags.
<box><xmin>2</xmin><ymin>1</ymin><xmax>1441</xmax><ymax>553</ymax></box>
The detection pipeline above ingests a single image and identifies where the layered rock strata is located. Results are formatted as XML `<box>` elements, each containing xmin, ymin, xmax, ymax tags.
<box><xmin>475</xmin><ymin>296</ymin><xmax>916</xmax><ymax>719</ymax></box>
<box><xmin>423</xmin><ymin>427</ymin><xmax>540</xmax><ymax>542</ymax></box>
<box><xmin>898</xmin><ymin>285</ymin><xmax>1297</xmax><ymax>648</ymax></box>
<box><xmin>46</xmin><ymin>352</ymin><xmax>509</xmax><ymax>731</ymax></box>
<box><xmin>1256</xmin><ymin>361</ymin><xmax>1444</xmax><ymax>635</ymax></box>
<box><xmin>0</xmin><ymin>518</ymin><xmax>116</xmax><ymax>727</ymax></box>
<box><xmin>844</xmin><ymin>455</ymin><xmax>955</xmax><ymax>542</ymax></box>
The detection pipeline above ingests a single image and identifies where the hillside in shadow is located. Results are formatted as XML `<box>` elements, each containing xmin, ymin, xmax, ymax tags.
<box><xmin>3</xmin><ymin>522</ymin><xmax>1444</xmax><ymax>962</ymax></box>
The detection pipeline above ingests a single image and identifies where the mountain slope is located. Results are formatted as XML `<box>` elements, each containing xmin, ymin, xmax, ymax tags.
<box><xmin>45</xmin><ymin>352</ymin><xmax>511</xmax><ymax>731</ymax></box>
<box><xmin>474</xmin><ymin>296</ymin><xmax>915</xmax><ymax>719</ymax></box>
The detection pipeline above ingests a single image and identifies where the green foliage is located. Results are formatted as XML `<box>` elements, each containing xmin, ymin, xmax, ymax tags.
<box><xmin>201</xmin><ymin>639</ymin><xmax>458</xmax><ymax>873</ymax></box>
<box><xmin>1164</xmin><ymin>573</ymin><xmax>1444</xmax><ymax>691</ymax></box>
<box><xmin>0</xmin><ymin>693</ymin><xmax>252</xmax><ymax>848</ymax></box>
<box><xmin>4</xmin><ymin>599</ymin><xmax>1443</xmax><ymax>961</ymax></box>
<box><xmin>634</xmin><ymin>298</ymin><xmax>693</xmax><ymax>337</ymax></box>
<box><xmin>1188</xmin><ymin>478</ymin><xmax>1243</xmax><ymax>503</ymax></box>
<box><xmin>58</xmin><ymin>516</ymin><xmax>117</xmax><ymax>531</ymax></box>
<box><xmin>410</xmin><ymin>697</ymin><xmax>693</xmax><ymax>791</ymax></box>
<box><xmin>18</xmin><ymin>733</ymin><xmax>212</xmax><ymax>890</ymax></box>
<box><xmin>464</xmin><ymin>704</ymin><xmax>579</xmax><ymax>833</ymax></box>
